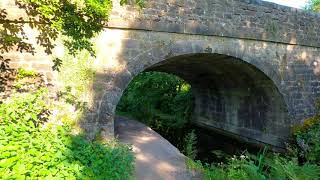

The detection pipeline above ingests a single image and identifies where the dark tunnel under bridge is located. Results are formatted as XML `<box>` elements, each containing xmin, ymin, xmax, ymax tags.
<box><xmin>146</xmin><ymin>53</ymin><xmax>290</xmax><ymax>150</ymax></box>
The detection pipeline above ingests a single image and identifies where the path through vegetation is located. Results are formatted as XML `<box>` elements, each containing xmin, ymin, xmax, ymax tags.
<box><xmin>115</xmin><ymin>116</ymin><xmax>201</xmax><ymax>180</ymax></box>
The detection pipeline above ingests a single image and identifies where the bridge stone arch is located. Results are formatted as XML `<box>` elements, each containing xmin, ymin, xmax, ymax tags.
<box><xmin>94</xmin><ymin>35</ymin><xmax>313</xmax><ymax>149</ymax></box>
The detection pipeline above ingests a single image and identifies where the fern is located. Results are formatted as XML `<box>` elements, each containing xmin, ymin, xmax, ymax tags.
<box><xmin>183</xmin><ymin>130</ymin><xmax>198</xmax><ymax>160</ymax></box>
<box><xmin>269</xmin><ymin>155</ymin><xmax>320</xmax><ymax>179</ymax></box>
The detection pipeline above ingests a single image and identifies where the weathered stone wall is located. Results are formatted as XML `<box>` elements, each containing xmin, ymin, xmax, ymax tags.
<box><xmin>183</xmin><ymin>57</ymin><xmax>289</xmax><ymax>148</ymax></box>
<box><xmin>1</xmin><ymin>0</ymin><xmax>320</xmax><ymax>148</ymax></box>
<box><xmin>109</xmin><ymin>0</ymin><xmax>320</xmax><ymax>47</ymax></box>
<box><xmin>89</xmin><ymin>28</ymin><xmax>320</xmax><ymax>148</ymax></box>
<box><xmin>0</xmin><ymin>0</ymin><xmax>59</xmax><ymax>86</ymax></box>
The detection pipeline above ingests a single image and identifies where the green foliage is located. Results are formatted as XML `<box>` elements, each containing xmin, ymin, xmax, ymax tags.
<box><xmin>265</xmin><ymin>21</ymin><xmax>277</xmax><ymax>38</ymax></box>
<box><xmin>0</xmin><ymin>90</ymin><xmax>134</xmax><ymax>179</ymax></box>
<box><xmin>52</xmin><ymin>57</ymin><xmax>63</xmax><ymax>71</ymax></box>
<box><xmin>187</xmin><ymin>154</ymin><xmax>266</xmax><ymax>180</ymax></box>
<box><xmin>0</xmin><ymin>9</ymin><xmax>34</xmax><ymax>54</ymax></box>
<box><xmin>294</xmin><ymin>115</ymin><xmax>320</xmax><ymax>164</ymax></box>
<box><xmin>222</xmin><ymin>156</ymin><xmax>266</xmax><ymax>180</ymax></box>
<box><xmin>19</xmin><ymin>0</ymin><xmax>112</xmax><ymax>56</ymax></box>
<box><xmin>305</xmin><ymin>0</ymin><xmax>320</xmax><ymax>12</ymax></box>
<box><xmin>0</xmin><ymin>56</ymin><xmax>16</xmax><ymax>94</ymax></box>
<box><xmin>0</xmin><ymin>88</ymin><xmax>50</xmax><ymax>127</ymax></box>
<box><xmin>58</xmin><ymin>50</ymin><xmax>96</xmax><ymax>110</ymax></box>
<box><xmin>269</xmin><ymin>155</ymin><xmax>320</xmax><ymax>179</ymax></box>
<box><xmin>183</xmin><ymin>130</ymin><xmax>198</xmax><ymax>160</ymax></box>
<box><xmin>211</xmin><ymin>150</ymin><xmax>231</xmax><ymax>162</ymax></box>
<box><xmin>120</xmin><ymin>0</ymin><xmax>145</xmax><ymax>7</ymax></box>
<box><xmin>0</xmin><ymin>0</ymin><xmax>141</xmax><ymax>71</ymax></box>
<box><xmin>17</xmin><ymin>68</ymin><xmax>37</xmax><ymax>79</ymax></box>
<box><xmin>56</xmin><ymin>49</ymin><xmax>97</xmax><ymax>134</ymax></box>
<box><xmin>187</xmin><ymin>150</ymin><xmax>320</xmax><ymax>180</ymax></box>
<box><xmin>117</xmin><ymin>71</ymin><xmax>194</xmax><ymax>148</ymax></box>
<box><xmin>11</xmin><ymin>68</ymin><xmax>46</xmax><ymax>93</ymax></box>
<box><xmin>57</xmin><ymin>86</ymin><xmax>88</xmax><ymax>111</ymax></box>
<box><xmin>117</xmin><ymin>72</ymin><xmax>193</xmax><ymax>127</ymax></box>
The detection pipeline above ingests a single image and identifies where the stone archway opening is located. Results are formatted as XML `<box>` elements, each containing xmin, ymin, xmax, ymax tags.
<box><xmin>143</xmin><ymin>53</ymin><xmax>289</xmax><ymax>149</ymax></box>
<box><xmin>114</xmin><ymin>52</ymin><xmax>289</xmax><ymax>153</ymax></box>
<box><xmin>114</xmin><ymin>53</ymin><xmax>290</xmax><ymax>164</ymax></box>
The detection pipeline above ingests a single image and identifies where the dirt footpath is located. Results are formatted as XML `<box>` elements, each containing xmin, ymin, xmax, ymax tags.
<box><xmin>115</xmin><ymin>116</ymin><xmax>201</xmax><ymax>180</ymax></box>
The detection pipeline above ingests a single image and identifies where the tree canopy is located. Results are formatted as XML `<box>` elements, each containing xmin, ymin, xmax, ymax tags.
<box><xmin>305</xmin><ymin>0</ymin><xmax>320</xmax><ymax>12</ymax></box>
<box><xmin>0</xmin><ymin>0</ymin><xmax>143</xmax><ymax>71</ymax></box>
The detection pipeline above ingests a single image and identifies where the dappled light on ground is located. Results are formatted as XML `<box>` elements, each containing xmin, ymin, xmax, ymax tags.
<box><xmin>115</xmin><ymin>116</ymin><xmax>200</xmax><ymax>180</ymax></box>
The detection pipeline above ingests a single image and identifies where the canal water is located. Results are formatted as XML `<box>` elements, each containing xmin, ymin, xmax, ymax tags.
<box><xmin>192</xmin><ymin>126</ymin><xmax>263</xmax><ymax>164</ymax></box>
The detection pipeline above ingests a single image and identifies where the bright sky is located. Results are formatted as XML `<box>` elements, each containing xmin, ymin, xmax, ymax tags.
<box><xmin>263</xmin><ymin>0</ymin><xmax>308</xmax><ymax>8</ymax></box>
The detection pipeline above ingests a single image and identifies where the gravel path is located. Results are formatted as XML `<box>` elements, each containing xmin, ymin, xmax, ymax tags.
<box><xmin>115</xmin><ymin>116</ymin><xmax>201</xmax><ymax>180</ymax></box>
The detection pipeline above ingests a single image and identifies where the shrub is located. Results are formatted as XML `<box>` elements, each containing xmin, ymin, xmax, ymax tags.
<box><xmin>183</xmin><ymin>130</ymin><xmax>198</xmax><ymax>160</ymax></box>
<box><xmin>186</xmin><ymin>150</ymin><xmax>320</xmax><ymax>180</ymax></box>
<box><xmin>17</xmin><ymin>68</ymin><xmax>37</xmax><ymax>79</ymax></box>
<box><xmin>117</xmin><ymin>71</ymin><xmax>193</xmax><ymax>125</ymax></box>
<box><xmin>269</xmin><ymin>155</ymin><xmax>320</xmax><ymax>179</ymax></box>
<box><xmin>116</xmin><ymin>71</ymin><xmax>194</xmax><ymax>149</ymax></box>
<box><xmin>305</xmin><ymin>0</ymin><xmax>320</xmax><ymax>12</ymax></box>
<box><xmin>0</xmin><ymin>90</ymin><xmax>134</xmax><ymax>179</ymax></box>
<box><xmin>294</xmin><ymin>115</ymin><xmax>320</xmax><ymax>164</ymax></box>
<box><xmin>186</xmin><ymin>154</ymin><xmax>266</xmax><ymax>180</ymax></box>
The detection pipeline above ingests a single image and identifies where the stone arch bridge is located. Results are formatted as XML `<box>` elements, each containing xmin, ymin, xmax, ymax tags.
<box><xmin>2</xmin><ymin>0</ymin><xmax>320</xmax><ymax>149</ymax></box>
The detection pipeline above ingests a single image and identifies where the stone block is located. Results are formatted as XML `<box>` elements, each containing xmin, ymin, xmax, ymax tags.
<box><xmin>32</xmin><ymin>63</ymin><xmax>52</xmax><ymax>72</ymax></box>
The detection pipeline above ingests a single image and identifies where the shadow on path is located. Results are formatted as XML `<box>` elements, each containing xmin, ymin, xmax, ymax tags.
<box><xmin>115</xmin><ymin>116</ymin><xmax>201</xmax><ymax>180</ymax></box>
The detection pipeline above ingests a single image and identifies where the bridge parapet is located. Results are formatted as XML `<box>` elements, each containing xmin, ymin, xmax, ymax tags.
<box><xmin>109</xmin><ymin>0</ymin><xmax>320</xmax><ymax>47</ymax></box>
